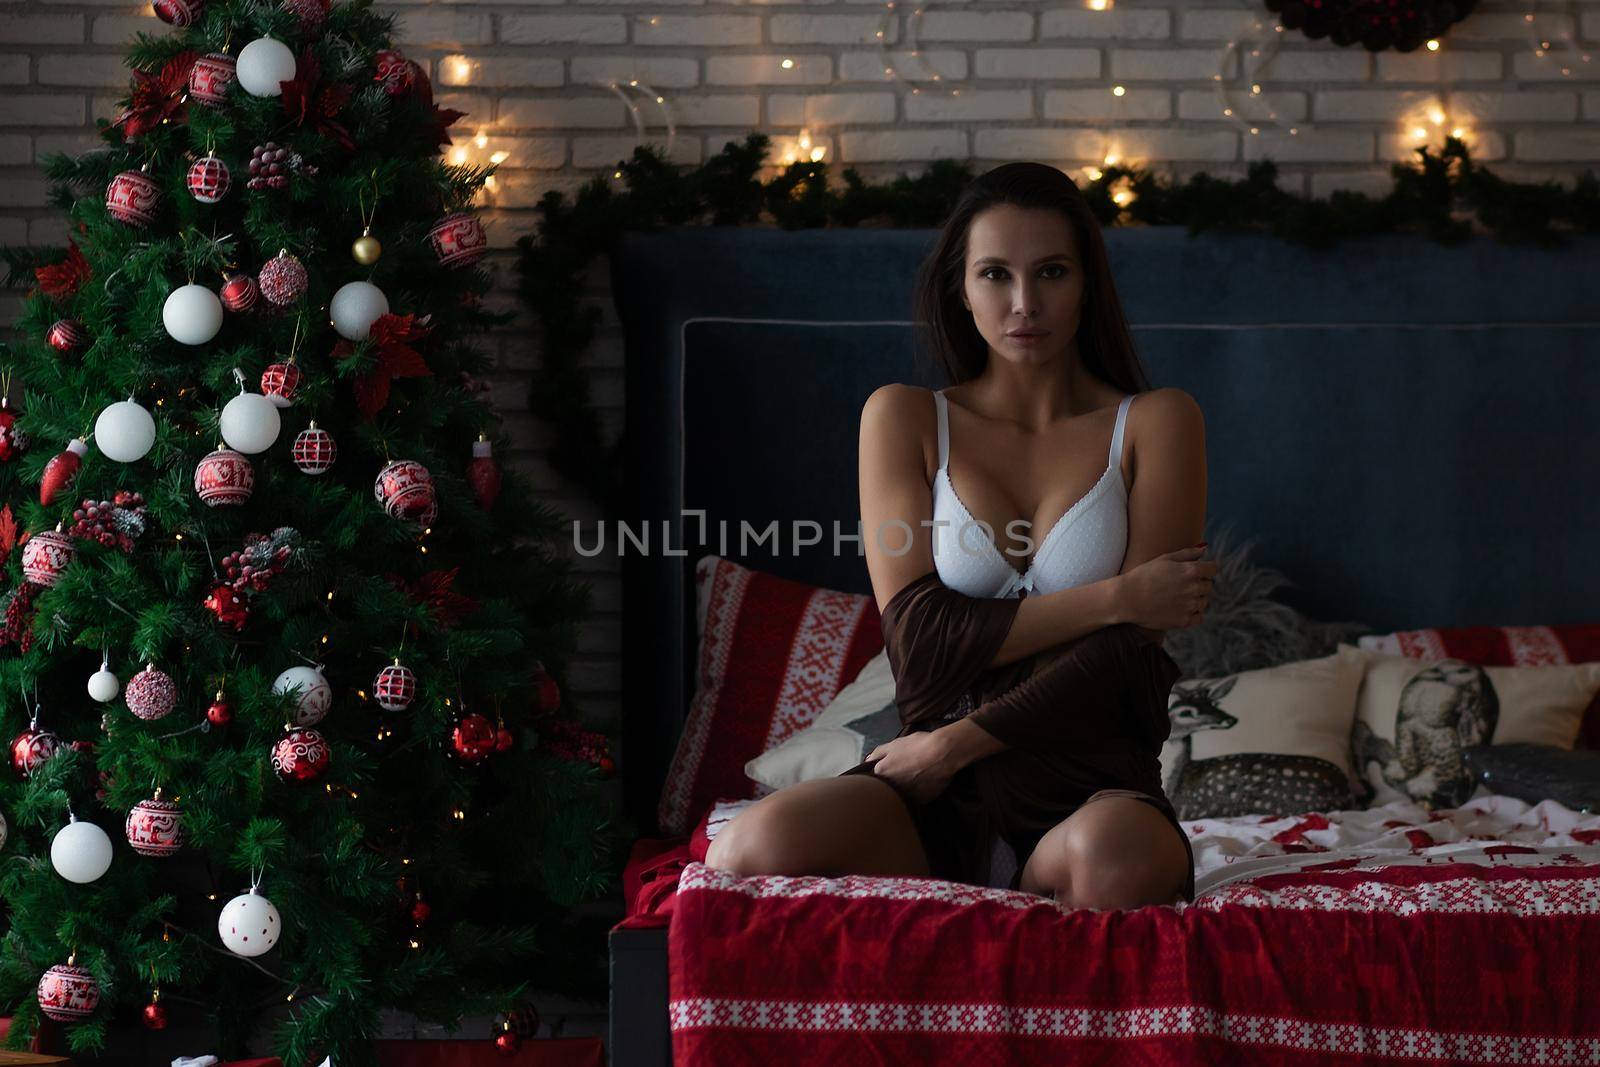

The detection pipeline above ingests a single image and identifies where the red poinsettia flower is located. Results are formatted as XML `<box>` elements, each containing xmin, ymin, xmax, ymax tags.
<box><xmin>386</xmin><ymin>567</ymin><xmax>481</xmax><ymax>631</ymax></box>
<box><xmin>34</xmin><ymin>240</ymin><xmax>90</xmax><ymax>300</ymax></box>
<box><xmin>332</xmin><ymin>312</ymin><xmax>433</xmax><ymax>417</ymax></box>
<box><xmin>113</xmin><ymin>50</ymin><xmax>197</xmax><ymax>141</ymax></box>
<box><xmin>280</xmin><ymin>49</ymin><xmax>355</xmax><ymax>152</ymax></box>
<box><xmin>409</xmin><ymin>63</ymin><xmax>466</xmax><ymax>149</ymax></box>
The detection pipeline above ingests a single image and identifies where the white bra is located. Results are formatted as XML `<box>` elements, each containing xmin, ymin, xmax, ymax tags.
<box><xmin>930</xmin><ymin>390</ymin><xmax>1132</xmax><ymax>599</ymax></box>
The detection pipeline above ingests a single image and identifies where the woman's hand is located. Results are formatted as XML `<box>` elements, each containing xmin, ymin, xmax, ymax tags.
<box><xmin>866</xmin><ymin>732</ymin><xmax>960</xmax><ymax>805</ymax></box>
<box><xmin>1116</xmin><ymin>545</ymin><xmax>1218</xmax><ymax>631</ymax></box>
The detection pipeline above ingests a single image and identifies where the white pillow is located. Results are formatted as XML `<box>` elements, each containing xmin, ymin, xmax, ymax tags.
<box><xmin>1158</xmin><ymin>645</ymin><xmax>1368</xmax><ymax>820</ymax></box>
<box><xmin>1346</xmin><ymin>644</ymin><xmax>1600</xmax><ymax>809</ymax></box>
<box><xmin>745</xmin><ymin>650</ymin><xmax>898</xmax><ymax>791</ymax></box>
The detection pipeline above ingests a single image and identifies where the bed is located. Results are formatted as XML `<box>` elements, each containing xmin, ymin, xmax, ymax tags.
<box><xmin>606</xmin><ymin>224</ymin><xmax>1600</xmax><ymax>1066</ymax></box>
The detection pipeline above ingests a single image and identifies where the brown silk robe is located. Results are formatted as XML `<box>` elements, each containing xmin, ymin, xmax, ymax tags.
<box><xmin>839</xmin><ymin>570</ymin><xmax>1194</xmax><ymax>899</ymax></box>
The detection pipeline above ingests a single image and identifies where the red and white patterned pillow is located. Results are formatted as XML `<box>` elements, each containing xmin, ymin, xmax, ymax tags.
<box><xmin>1358</xmin><ymin>624</ymin><xmax>1600</xmax><ymax>749</ymax></box>
<box><xmin>657</xmin><ymin>556</ymin><xmax>884</xmax><ymax>834</ymax></box>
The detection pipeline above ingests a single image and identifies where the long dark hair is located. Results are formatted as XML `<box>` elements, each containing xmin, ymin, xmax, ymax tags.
<box><xmin>913</xmin><ymin>162</ymin><xmax>1153</xmax><ymax>395</ymax></box>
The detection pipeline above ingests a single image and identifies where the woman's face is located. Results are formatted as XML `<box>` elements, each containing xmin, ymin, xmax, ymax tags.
<box><xmin>960</xmin><ymin>204</ymin><xmax>1084</xmax><ymax>367</ymax></box>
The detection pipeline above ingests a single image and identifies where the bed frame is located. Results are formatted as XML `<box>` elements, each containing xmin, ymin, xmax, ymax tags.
<box><xmin>606</xmin><ymin>224</ymin><xmax>1600</xmax><ymax>1066</ymax></box>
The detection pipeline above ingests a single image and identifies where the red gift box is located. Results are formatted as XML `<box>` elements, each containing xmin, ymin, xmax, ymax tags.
<box><xmin>374</xmin><ymin>1039</ymin><xmax>603</xmax><ymax>1067</ymax></box>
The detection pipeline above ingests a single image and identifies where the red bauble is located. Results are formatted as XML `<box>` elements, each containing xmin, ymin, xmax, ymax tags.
<box><xmin>186</xmin><ymin>153</ymin><xmax>231</xmax><ymax>203</ymax></box>
<box><xmin>221</xmin><ymin>274</ymin><xmax>260</xmax><ymax>313</ymax></box>
<box><xmin>534</xmin><ymin>668</ymin><xmax>561</xmax><ymax>714</ymax></box>
<box><xmin>374</xmin><ymin>660</ymin><xmax>416</xmax><ymax>712</ymax></box>
<box><xmin>599</xmin><ymin>755</ymin><xmax>616</xmax><ymax>777</ymax></box>
<box><xmin>47</xmin><ymin>318</ymin><xmax>88</xmax><ymax>355</ymax></box>
<box><xmin>141</xmin><ymin>998</ymin><xmax>169</xmax><ymax>1030</ymax></box>
<box><xmin>10</xmin><ymin>725</ymin><xmax>62</xmax><ymax>777</ymax></box>
<box><xmin>152</xmin><ymin>0</ymin><xmax>201</xmax><ymax>26</ymax></box>
<box><xmin>272</xmin><ymin>727</ymin><xmax>331</xmax><ymax>781</ymax></box>
<box><xmin>40</xmin><ymin>439</ymin><xmax>87</xmax><ymax>506</ymax></box>
<box><xmin>194</xmin><ymin>447</ymin><xmax>255</xmax><ymax>506</ymax></box>
<box><xmin>410</xmin><ymin>898</ymin><xmax>431</xmax><ymax>925</ymax></box>
<box><xmin>189</xmin><ymin>52</ymin><xmax>235</xmax><ymax>106</ymax></box>
<box><xmin>494</xmin><ymin>725</ymin><xmax>515</xmax><ymax>753</ymax></box>
<box><xmin>468</xmin><ymin>437</ymin><xmax>501</xmax><ymax>511</ymax></box>
<box><xmin>204</xmin><ymin>584</ymin><xmax>249</xmax><ymax>632</ymax></box>
<box><xmin>374</xmin><ymin>50</ymin><xmax>415</xmax><ymax>95</ymax></box>
<box><xmin>427</xmin><ymin>212</ymin><xmax>488</xmax><ymax>269</ymax></box>
<box><xmin>37</xmin><ymin>962</ymin><xmax>99</xmax><ymax>1022</ymax></box>
<box><xmin>258</xmin><ymin>250</ymin><xmax>307</xmax><ymax>306</ymax></box>
<box><xmin>261</xmin><ymin>362</ymin><xmax>301</xmax><ymax>408</ymax></box>
<box><xmin>283</xmin><ymin>0</ymin><xmax>329</xmax><ymax>34</ymax></box>
<box><xmin>374</xmin><ymin>459</ymin><xmax>438</xmax><ymax>525</ymax></box>
<box><xmin>21</xmin><ymin>528</ymin><xmax>75</xmax><ymax>587</ymax></box>
<box><xmin>292</xmin><ymin>422</ymin><xmax>336</xmax><ymax>474</ymax></box>
<box><xmin>494</xmin><ymin>1031</ymin><xmax>521</xmax><ymax>1057</ymax></box>
<box><xmin>126</xmin><ymin>663</ymin><xmax>177</xmax><ymax>721</ymax></box>
<box><xmin>125</xmin><ymin>793</ymin><xmax>184</xmax><ymax>857</ymax></box>
<box><xmin>0</xmin><ymin>406</ymin><xmax>23</xmax><ymax>462</ymax></box>
<box><xmin>450</xmin><ymin>713</ymin><xmax>495</xmax><ymax>763</ymax></box>
<box><xmin>207</xmin><ymin>692</ymin><xmax>233</xmax><ymax>726</ymax></box>
<box><xmin>106</xmin><ymin>169</ymin><xmax>162</xmax><ymax>227</ymax></box>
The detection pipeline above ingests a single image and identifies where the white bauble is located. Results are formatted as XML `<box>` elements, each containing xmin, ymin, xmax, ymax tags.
<box><xmin>94</xmin><ymin>399</ymin><xmax>156</xmax><ymax>463</ymax></box>
<box><xmin>236</xmin><ymin>37</ymin><xmax>296</xmax><ymax>97</ymax></box>
<box><xmin>220</xmin><ymin>392</ymin><xmax>281</xmax><ymax>454</ymax></box>
<box><xmin>218</xmin><ymin>888</ymin><xmax>280</xmax><ymax>957</ymax></box>
<box><xmin>329</xmin><ymin>281</ymin><xmax>389</xmax><ymax>341</ymax></box>
<box><xmin>272</xmin><ymin>665</ymin><xmax>332</xmax><ymax>726</ymax></box>
<box><xmin>50</xmin><ymin>817</ymin><xmax>113</xmax><ymax>884</ymax></box>
<box><xmin>162</xmin><ymin>284</ymin><xmax>223</xmax><ymax>345</ymax></box>
<box><xmin>87</xmin><ymin>662</ymin><xmax>120</xmax><ymax>703</ymax></box>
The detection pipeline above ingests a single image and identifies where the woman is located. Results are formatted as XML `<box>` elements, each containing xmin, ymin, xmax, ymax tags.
<box><xmin>705</xmin><ymin>162</ymin><xmax>1217</xmax><ymax>908</ymax></box>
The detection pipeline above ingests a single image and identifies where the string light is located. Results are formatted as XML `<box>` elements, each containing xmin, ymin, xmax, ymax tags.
<box><xmin>598</xmin><ymin>79</ymin><xmax>678</xmax><ymax>178</ymax></box>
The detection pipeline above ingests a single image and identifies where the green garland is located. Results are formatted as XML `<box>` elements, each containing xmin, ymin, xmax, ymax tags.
<box><xmin>515</xmin><ymin>132</ymin><xmax>1600</xmax><ymax>512</ymax></box>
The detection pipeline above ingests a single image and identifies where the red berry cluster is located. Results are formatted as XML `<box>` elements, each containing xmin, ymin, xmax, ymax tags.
<box><xmin>68</xmin><ymin>491</ymin><xmax>147</xmax><ymax>553</ymax></box>
<box><xmin>219</xmin><ymin>526</ymin><xmax>300</xmax><ymax>594</ymax></box>
<box><xmin>536</xmin><ymin>715</ymin><xmax>612</xmax><ymax>772</ymax></box>
<box><xmin>0</xmin><ymin>582</ymin><xmax>40</xmax><ymax>651</ymax></box>
<box><xmin>247</xmin><ymin>143</ymin><xmax>318</xmax><ymax>190</ymax></box>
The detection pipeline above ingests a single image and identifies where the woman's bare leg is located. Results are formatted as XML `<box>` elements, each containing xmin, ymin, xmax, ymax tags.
<box><xmin>704</xmin><ymin>774</ymin><xmax>932</xmax><ymax>878</ymax></box>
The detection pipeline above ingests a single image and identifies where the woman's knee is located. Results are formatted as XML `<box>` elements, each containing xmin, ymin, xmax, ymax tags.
<box><xmin>1022</xmin><ymin>802</ymin><xmax>1188</xmax><ymax>909</ymax></box>
<box><xmin>704</xmin><ymin>800</ymin><xmax>793</xmax><ymax>875</ymax></box>
<box><xmin>702</xmin><ymin>776</ymin><xmax>930</xmax><ymax>878</ymax></box>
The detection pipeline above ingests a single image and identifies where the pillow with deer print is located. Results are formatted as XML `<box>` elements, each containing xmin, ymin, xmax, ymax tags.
<box><xmin>1344</xmin><ymin>645</ymin><xmax>1600</xmax><ymax>811</ymax></box>
<box><xmin>1158</xmin><ymin>645</ymin><xmax>1368</xmax><ymax>820</ymax></box>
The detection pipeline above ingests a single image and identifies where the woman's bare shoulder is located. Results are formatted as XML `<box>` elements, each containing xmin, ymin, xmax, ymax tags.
<box><xmin>1133</xmin><ymin>386</ymin><xmax>1203</xmax><ymax>421</ymax></box>
<box><xmin>860</xmin><ymin>384</ymin><xmax>939</xmax><ymax>480</ymax></box>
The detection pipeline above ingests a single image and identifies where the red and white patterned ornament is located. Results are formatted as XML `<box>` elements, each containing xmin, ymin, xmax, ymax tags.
<box><xmin>37</xmin><ymin>958</ymin><xmax>99</xmax><ymax>1023</ymax></box>
<box><xmin>426</xmin><ymin>212</ymin><xmax>488</xmax><ymax>269</ymax></box>
<box><xmin>450</xmin><ymin>712</ymin><xmax>496</xmax><ymax>763</ymax></box>
<box><xmin>186</xmin><ymin>153</ymin><xmax>231</xmax><ymax>203</ymax></box>
<box><xmin>374</xmin><ymin>459</ymin><xmax>437</xmax><ymax>525</ymax></box>
<box><xmin>0</xmin><ymin>402</ymin><xmax>24</xmax><ymax>462</ymax></box>
<box><xmin>125</xmin><ymin>791</ymin><xmax>183</xmax><ymax>857</ymax></box>
<box><xmin>292</xmin><ymin>421</ymin><xmax>336</xmax><ymax>474</ymax></box>
<box><xmin>10</xmin><ymin>723</ymin><xmax>62</xmax><ymax>778</ymax></box>
<box><xmin>189</xmin><ymin>53</ymin><xmax>236</xmax><ymax>107</ymax></box>
<box><xmin>373</xmin><ymin>50</ymin><xmax>416</xmax><ymax>95</ymax></box>
<box><xmin>271</xmin><ymin>727</ymin><xmax>330</xmax><ymax>782</ymax></box>
<box><xmin>47</xmin><ymin>319</ymin><xmax>88</xmax><ymax>355</ymax></box>
<box><xmin>221</xmin><ymin>274</ymin><xmax>260</xmax><ymax>313</ymax></box>
<box><xmin>282</xmin><ymin>0</ymin><xmax>329</xmax><ymax>35</ymax></box>
<box><xmin>260</xmin><ymin>361</ymin><xmax>301</xmax><ymax>408</ymax></box>
<box><xmin>125</xmin><ymin>663</ymin><xmax>177</xmax><ymax>721</ymax></box>
<box><xmin>152</xmin><ymin>0</ymin><xmax>202</xmax><ymax>27</ymax></box>
<box><xmin>21</xmin><ymin>527</ymin><xmax>75</xmax><ymax>587</ymax></box>
<box><xmin>257</xmin><ymin>250</ymin><xmax>307</xmax><ymax>306</ymax></box>
<box><xmin>194</xmin><ymin>447</ymin><xmax>255</xmax><ymax>506</ymax></box>
<box><xmin>374</xmin><ymin>659</ymin><xmax>416</xmax><ymax>712</ymax></box>
<box><xmin>106</xmin><ymin>169</ymin><xmax>162</xmax><ymax>227</ymax></box>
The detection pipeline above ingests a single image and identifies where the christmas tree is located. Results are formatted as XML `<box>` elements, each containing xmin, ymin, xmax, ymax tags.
<box><xmin>0</xmin><ymin>0</ymin><xmax>621</xmax><ymax>1059</ymax></box>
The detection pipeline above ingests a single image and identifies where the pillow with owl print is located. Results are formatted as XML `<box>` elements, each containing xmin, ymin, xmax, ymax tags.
<box><xmin>1344</xmin><ymin>644</ymin><xmax>1600</xmax><ymax>810</ymax></box>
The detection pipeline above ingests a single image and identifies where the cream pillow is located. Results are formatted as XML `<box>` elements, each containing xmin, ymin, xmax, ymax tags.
<box><xmin>745</xmin><ymin>650</ymin><xmax>898</xmax><ymax>791</ymax></box>
<box><xmin>1346</xmin><ymin>644</ymin><xmax>1600</xmax><ymax>810</ymax></box>
<box><xmin>1157</xmin><ymin>645</ymin><xmax>1368</xmax><ymax>820</ymax></box>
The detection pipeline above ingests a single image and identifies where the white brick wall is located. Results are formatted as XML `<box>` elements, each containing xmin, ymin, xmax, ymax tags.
<box><xmin>2</xmin><ymin>0</ymin><xmax>1597</xmax><ymax>836</ymax></box>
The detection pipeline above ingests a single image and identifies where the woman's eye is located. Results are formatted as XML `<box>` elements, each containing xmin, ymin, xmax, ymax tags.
<box><xmin>980</xmin><ymin>267</ymin><xmax>1007</xmax><ymax>281</ymax></box>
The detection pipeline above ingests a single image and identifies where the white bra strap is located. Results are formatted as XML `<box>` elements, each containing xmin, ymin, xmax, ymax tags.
<box><xmin>1108</xmin><ymin>394</ymin><xmax>1133</xmax><ymax>468</ymax></box>
<box><xmin>934</xmin><ymin>390</ymin><xmax>950</xmax><ymax>471</ymax></box>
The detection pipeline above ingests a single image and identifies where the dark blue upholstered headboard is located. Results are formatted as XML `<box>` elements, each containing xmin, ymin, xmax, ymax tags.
<box><xmin>611</xmin><ymin>225</ymin><xmax>1600</xmax><ymax>833</ymax></box>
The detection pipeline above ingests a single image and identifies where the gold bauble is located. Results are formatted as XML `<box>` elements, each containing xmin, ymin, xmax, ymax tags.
<box><xmin>351</xmin><ymin>231</ymin><xmax>382</xmax><ymax>265</ymax></box>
